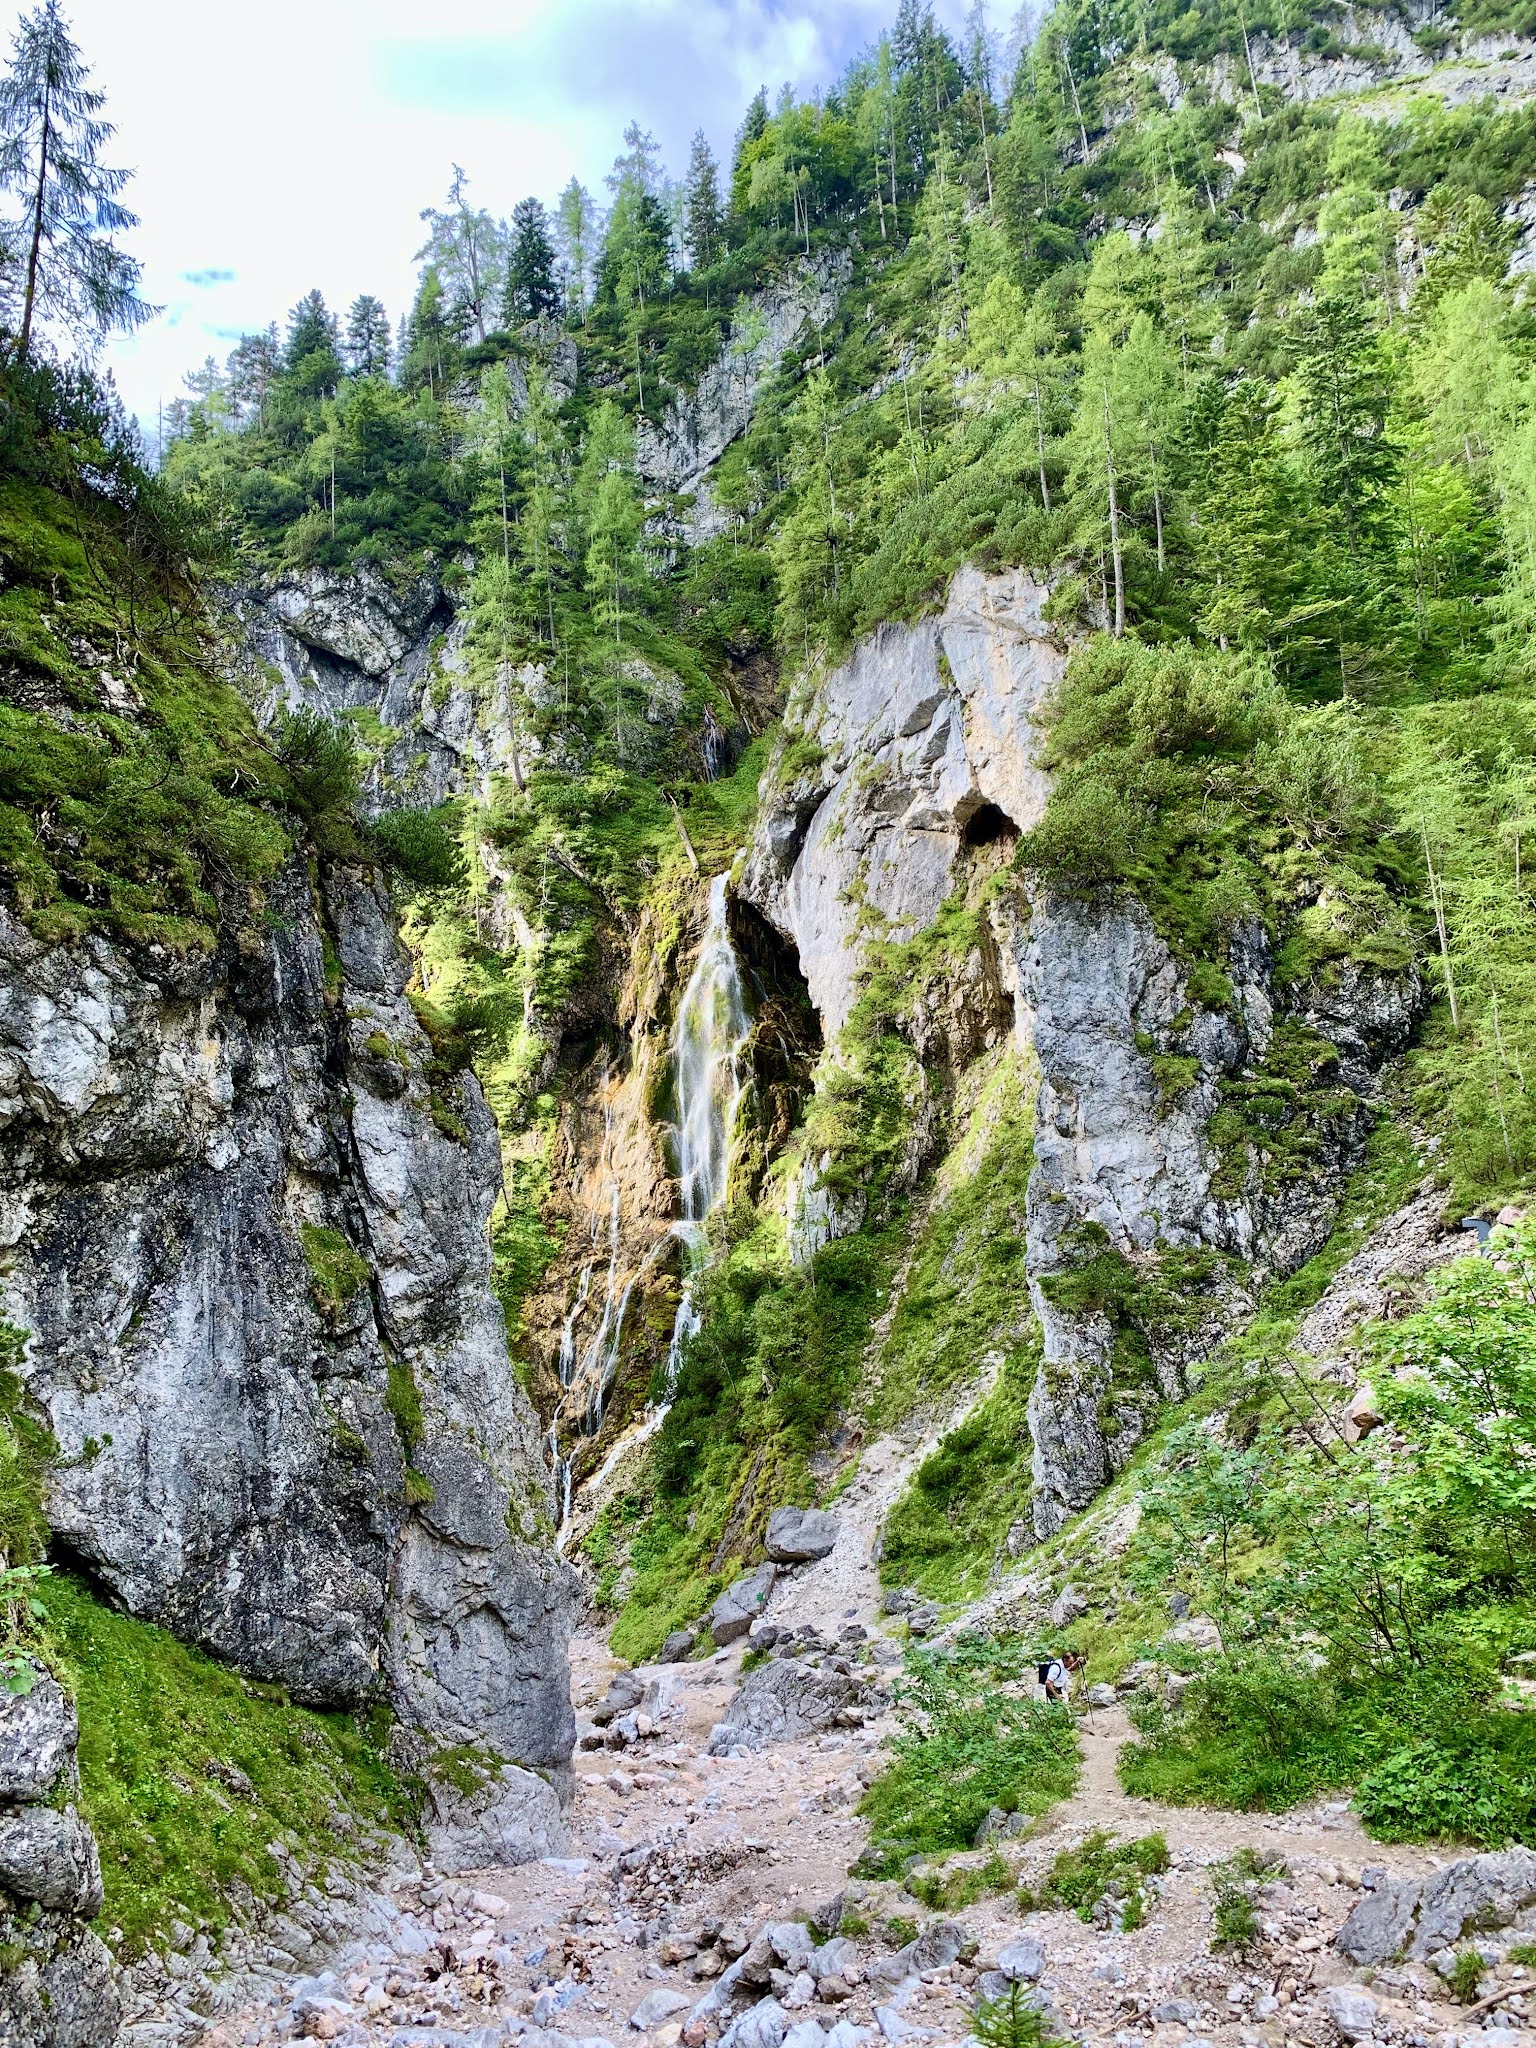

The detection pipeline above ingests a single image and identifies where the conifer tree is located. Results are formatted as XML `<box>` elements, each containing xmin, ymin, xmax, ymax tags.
<box><xmin>0</xmin><ymin>0</ymin><xmax>151</xmax><ymax>356</ymax></box>
<box><xmin>684</xmin><ymin>131</ymin><xmax>723</xmax><ymax>270</ymax></box>
<box><xmin>416</xmin><ymin>165</ymin><xmax>505</xmax><ymax>343</ymax></box>
<box><xmin>504</xmin><ymin>196</ymin><xmax>559</xmax><ymax>325</ymax></box>
<box><xmin>286</xmin><ymin>289</ymin><xmax>339</xmax><ymax>370</ymax></box>
<box><xmin>343</xmin><ymin>294</ymin><xmax>392</xmax><ymax>377</ymax></box>
<box><xmin>554</xmin><ymin>179</ymin><xmax>597</xmax><ymax>323</ymax></box>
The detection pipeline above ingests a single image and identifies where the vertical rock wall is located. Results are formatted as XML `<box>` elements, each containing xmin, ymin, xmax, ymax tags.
<box><xmin>0</xmin><ymin>861</ymin><xmax>577</xmax><ymax>1865</ymax></box>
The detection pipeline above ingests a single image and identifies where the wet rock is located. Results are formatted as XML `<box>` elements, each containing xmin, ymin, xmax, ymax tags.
<box><xmin>710</xmin><ymin>1565</ymin><xmax>779</xmax><ymax>1646</ymax></box>
<box><xmin>765</xmin><ymin>1508</ymin><xmax>840</xmax><ymax>1563</ymax></box>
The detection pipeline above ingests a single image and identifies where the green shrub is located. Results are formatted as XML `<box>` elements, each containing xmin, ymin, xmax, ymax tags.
<box><xmin>1019</xmin><ymin>1828</ymin><xmax>1169</xmax><ymax>1926</ymax></box>
<box><xmin>371</xmin><ymin>806</ymin><xmax>466</xmax><ymax>890</ymax></box>
<box><xmin>385</xmin><ymin>1362</ymin><xmax>425</xmax><ymax>1456</ymax></box>
<box><xmin>858</xmin><ymin>1649</ymin><xmax>1080</xmax><ymax>1875</ymax></box>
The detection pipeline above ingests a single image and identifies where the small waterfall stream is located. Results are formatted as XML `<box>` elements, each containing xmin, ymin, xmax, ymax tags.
<box><xmin>551</xmin><ymin>874</ymin><xmax>750</xmax><ymax>1540</ymax></box>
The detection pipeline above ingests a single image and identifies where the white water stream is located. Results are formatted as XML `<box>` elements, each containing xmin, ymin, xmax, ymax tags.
<box><xmin>550</xmin><ymin>874</ymin><xmax>750</xmax><ymax>1543</ymax></box>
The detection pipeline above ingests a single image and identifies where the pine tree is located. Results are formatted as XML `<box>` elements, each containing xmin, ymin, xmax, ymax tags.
<box><xmin>1292</xmin><ymin>294</ymin><xmax>1399</xmax><ymax>559</ymax></box>
<box><xmin>226</xmin><ymin>324</ymin><xmax>280</xmax><ymax>427</ymax></box>
<box><xmin>343</xmin><ymin>294</ymin><xmax>392</xmax><ymax>377</ymax></box>
<box><xmin>0</xmin><ymin>0</ymin><xmax>152</xmax><ymax>356</ymax></box>
<box><xmin>504</xmin><ymin>197</ymin><xmax>559</xmax><ymax>325</ymax></box>
<box><xmin>684</xmin><ymin>131</ymin><xmax>723</xmax><ymax>270</ymax></box>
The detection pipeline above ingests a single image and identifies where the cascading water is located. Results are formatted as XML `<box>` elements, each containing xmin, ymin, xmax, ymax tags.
<box><xmin>555</xmin><ymin>874</ymin><xmax>751</xmax><ymax>1523</ymax></box>
<box><xmin>664</xmin><ymin>872</ymin><xmax>751</xmax><ymax>1392</ymax></box>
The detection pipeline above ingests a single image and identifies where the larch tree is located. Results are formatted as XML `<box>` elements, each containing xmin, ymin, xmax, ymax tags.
<box><xmin>416</xmin><ymin>166</ymin><xmax>505</xmax><ymax>344</ymax></box>
<box><xmin>554</xmin><ymin>179</ymin><xmax>597</xmax><ymax>323</ymax></box>
<box><xmin>0</xmin><ymin>0</ymin><xmax>152</xmax><ymax>357</ymax></box>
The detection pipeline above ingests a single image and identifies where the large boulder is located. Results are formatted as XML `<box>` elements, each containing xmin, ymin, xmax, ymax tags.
<box><xmin>0</xmin><ymin>1808</ymin><xmax>102</xmax><ymax>1917</ymax></box>
<box><xmin>765</xmin><ymin>1508</ymin><xmax>840</xmax><ymax>1563</ymax></box>
<box><xmin>709</xmin><ymin>1564</ymin><xmax>778</xmax><ymax>1645</ymax></box>
<box><xmin>708</xmin><ymin>1658</ymin><xmax>865</xmax><ymax>1754</ymax></box>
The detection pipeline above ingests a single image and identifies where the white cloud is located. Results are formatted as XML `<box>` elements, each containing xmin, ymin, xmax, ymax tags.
<box><xmin>3</xmin><ymin>0</ymin><xmax>981</xmax><ymax>426</ymax></box>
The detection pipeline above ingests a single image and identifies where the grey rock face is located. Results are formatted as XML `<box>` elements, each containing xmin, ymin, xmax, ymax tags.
<box><xmin>0</xmin><ymin>863</ymin><xmax>577</xmax><ymax>1863</ymax></box>
<box><xmin>0</xmin><ymin>1807</ymin><xmax>102</xmax><ymax>1916</ymax></box>
<box><xmin>765</xmin><ymin>1507</ymin><xmax>840</xmax><ymax>1563</ymax></box>
<box><xmin>0</xmin><ymin>1659</ymin><xmax>116</xmax><ymax>2045</ymax></box>
<box><xmin>0</xmin><ymin>1667</ymin><xmax>76</xmax><ymax>1803</ymax></box>
<box><xmin>709</xmin><ymin>1563</ymin><xmax>778</xmax><ymax>1645</ymax></box>
<box><xmin>706</xmin><ymin>1657</ymin><xmax>863</xmax><ymax>1754</ymax></box>
<box><xmin>1337</xmin><ymin>1850</ymin><xmax>1536</xmax><ymax>1966</ymax></box>
<box><xmin>0</xmin><ymin>1909</ymin><xmax>119</xmax><ymax>2047</ymax></box>
<box><xmin>746</xmin><ymin>558</ymin><xmax>1417</xmax><ymax>1541</ymax></box>
<box><xmin>659</xmin><ymin>1628</ymin><xmax>697</xmax><ymax>1663</ymax></box>
<box><xmin>743</xmin><ymin>566</ymin><xmax>1064</xmax><ymax>1041</ymax></box>
<box><xmin>638</xmin><ymin>252</ymin><xmax>852</xmax><ymax>516</ymax></box>
<box><xmin>1019</xmin><ymin>893</ymin><xmax>1416</xmax><ymax>1536</ymax></box>
<box><xmin>419</xmin><ymin>1760</ymin><xmax>568</xmax><ymax>1877</ymax></box>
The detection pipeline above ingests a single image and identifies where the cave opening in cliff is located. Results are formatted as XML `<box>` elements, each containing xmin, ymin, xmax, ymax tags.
<box><xmin>959</xmin><ymin>800</ymin><xmax>1018</xmax><ymax>849</ymax></box>
<box><xmin>726</xmin><ymin>896</ymin><xmax>821</xmax><ymax>1164</ymax></box>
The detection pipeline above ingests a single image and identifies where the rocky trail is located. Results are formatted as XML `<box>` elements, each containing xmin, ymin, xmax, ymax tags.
<box><xmin>180</xmin><ymin>1531</ymin><xmax>1536</xmax><ymax>2048</ymax></box>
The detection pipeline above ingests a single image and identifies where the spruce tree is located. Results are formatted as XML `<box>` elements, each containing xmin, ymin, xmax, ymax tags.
<box><xmin>684</xmin><ymin>131</ymin><xmax>723</xmax><ymax>270</ymax></box>
<box><xmin>286</xmin><ymin>289</ymin><xmax>339</xmax><ymax>371</ymax></box>
<box><xmin>343</xmin><ymin>294</ymin><xmax>392</xmax><ymax>378</ymax></box>
<box><xmin>503</xmin><ymin>197</ymin><xmax>559</xmax><ymax>325</ymax></box>
<box><xmin>0</xmin><ymin>0</ymin><xmax>151</xmax><ymax>356</ymax></box>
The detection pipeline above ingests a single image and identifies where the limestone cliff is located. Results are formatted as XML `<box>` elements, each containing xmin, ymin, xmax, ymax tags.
<box><xmin>744</xmin><ymin>565</ymin><xmax>1419</xmax><ymax>1541</ymax></box>
<box><xmin>0</xmin><ymin>858</ymin><xmax>578</xmax><ymax>1868</ymax></box>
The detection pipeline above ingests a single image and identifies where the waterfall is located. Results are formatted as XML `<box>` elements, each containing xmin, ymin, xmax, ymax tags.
<box><xmin>664</xmin><ymin>871</ymin><xmax>751</xmax><ymax>1393</ymax></box>
<box><xmin>550</xmin><ymin>875</ymin><xmax>750</xmax><ymax>1544</ymax></box>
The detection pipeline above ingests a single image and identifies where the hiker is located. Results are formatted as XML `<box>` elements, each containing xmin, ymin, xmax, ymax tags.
<box><xmin>1038</xmin><ymin>1650</ymin><xmax>1084</xmax><ymax>1704</ymax></box>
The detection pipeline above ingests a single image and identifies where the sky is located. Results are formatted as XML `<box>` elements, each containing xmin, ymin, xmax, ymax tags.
<box><xmin>6</xmin><ymin>0</ymin><xmax>985</xmax><ymax>431</ymax></box>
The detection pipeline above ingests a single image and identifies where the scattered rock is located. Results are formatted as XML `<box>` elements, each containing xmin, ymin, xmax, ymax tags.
<box><xmin>1324</xmin><ymin>1985</ymin><xmax>1380</xmax><ymax>2041</ymax></box>
<box><xmin>1342</xmin><ymin>1382</ymin><xmax>1385</xmax><ymax>1443</ymax></box>
<box><xmin>1338</xmin><ymin>1850</ymin><xmax>1536</xmax><ymax>1966</ymax></box>
<box><xmin>995</xmin><ymin>1937</ymin><xmax>1045</xmax><ymax>1984</ymax></box>
<box><xmin>707</xmin><ymin>1659</ymin><xmax>867</xmax><ymax>1755</ymax></box>
<box><xmin>1050</xmin><ymin>1587</ymin><xmax>1089</xmax><ymax>1629</ymax></box>
<box><xmin>1085</xmin><ymin>1683</ymin><xmax>1118</xmax><ymax>1709</ymax></box>
<box><xmin>660</xmin><ymin>1629</ymin><xmax>697</xmax><ymax>1664</ymax></box>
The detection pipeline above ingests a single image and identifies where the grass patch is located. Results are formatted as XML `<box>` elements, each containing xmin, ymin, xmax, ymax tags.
<box><xmin>49</xmin><ymin>1575</ymin><xmax>412</xmax><ymax>1956</ymax></box>
<box><xmin>1019</xmin><ymin>1827</ymin><xmax>1169</xmax><ymax>1929</ymax></box>
<box><xmin>299</xmin><ymin>1224</ymin><xmax>371</xmax><ymax>1321</ymax></box>
<box><xmin>880</xmin><ymin>1341</ymin><xmax>1039</xmax><ymax>1602</ymax></box>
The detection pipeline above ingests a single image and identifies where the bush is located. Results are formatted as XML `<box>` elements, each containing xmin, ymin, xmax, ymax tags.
<box><xmin>858</xmin><ymin>1649</ymin><xmax>1080</xmax><ymax>1875</ymax></box>
<box><xmin>371</xmin><ymin>806</ymin><xmax>466</xmax><ymax>890</ymax></box>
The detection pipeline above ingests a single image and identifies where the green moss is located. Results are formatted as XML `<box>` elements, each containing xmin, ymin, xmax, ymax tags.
<box><xmin>385</xmin><ymin>1362</ymin><xmax>425</xmax><ymax>1457</ymax></box>
<box><xmin>49</xmin><ymin>1575</ymin><xmax>411</xmax><ymax>1956</ymax></box>
<box><xmin>299</xmin><ymin>1224</ymin><xmax>371</xmax><ymax>1321</ymax></box>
